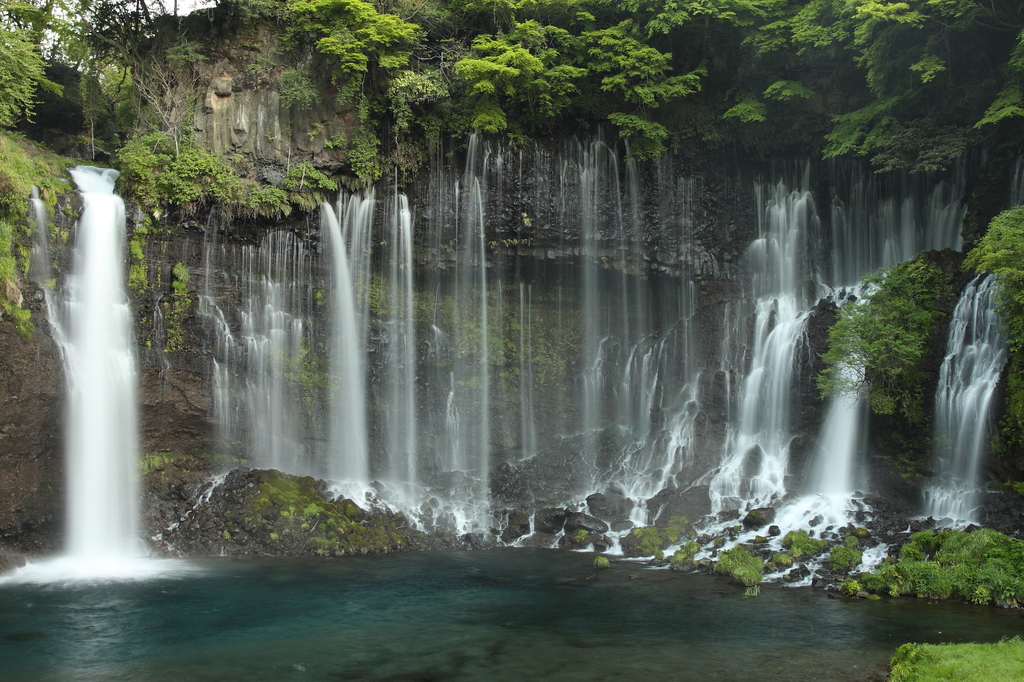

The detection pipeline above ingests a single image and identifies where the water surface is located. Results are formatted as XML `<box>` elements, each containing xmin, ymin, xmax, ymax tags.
<box><xmin>2</xmin><ymin>549</ymin><xmax>1021</xmax><ymax>681</ymax></box>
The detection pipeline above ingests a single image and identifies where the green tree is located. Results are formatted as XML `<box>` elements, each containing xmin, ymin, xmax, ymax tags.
<box><xmin>819</xmin><ymin>258</ymin><xmax>950</xmax><ymax>423</ymax></box>
<box><xmin>287</xmin><ymin>0</ymin><xmax>421</xmax><ymax>81</ymax></box>
<box><xmin>454</xmin><ymin>20</ymin><xmax>587</xmax><ymax>133</ymax></box>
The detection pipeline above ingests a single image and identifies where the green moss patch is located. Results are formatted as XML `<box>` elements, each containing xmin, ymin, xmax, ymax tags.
<box><xmin>247</xmin><ymin>470</ymin><xmax>407</xmax><ymax>556</ymax></box>
<box><xmin>630</xmin><ymin>516</ymin><xmax>692</xmax><ymax>556</ymax></box>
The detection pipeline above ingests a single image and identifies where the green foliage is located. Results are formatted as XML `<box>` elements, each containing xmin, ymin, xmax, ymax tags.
<box><xmin>839</xmin><ymin>577</ymin><xmax>862</xmax><ymax>596</ymax></box>
<box><xmin>287</xmin><ymin>0</ymin><xmax>420</xmax><ymax>82</ymax></box>
<box><xmin>594</xmin><ymin>555</ymin><xmax>610</xmax><ymax>569</ymax></box>
<box><xmin>388</xmin><ymin>69</ymin><xmax>448</xmax><ymax>135</ymax></box>
<box><xmin>670</xmin><ymin>541</ymin><xmax>700</xmax><ymax>568</ymax></box>
<box><xmin>278</xmin><ymin>68</ymin><xmax>322</xmax><ymax>109</ymax></box>
<box><xmin>889</xmin><ymin>638</ymin><xmax>1024</xmax><ymax>682</ymax></box>
<box><xmin>631</xmin><ymin>516</ymin><xmax>692</xmax><ymax>555</ymax></box>
<box><xmin>573</xmin><ymin>527</ymin><xmax>589</xmax><ymax>543</ymax></box>
<box><xmin>829</xmin><ymin>545</ymin><xmax>863</xmax><ymax>571</ymax></box>
<box><xmin>117</xmin><ymin>133</ymin><xmax>293</xmax><ymax>219</ymax></box>
<box><xmin>819</xmin><ymin>258</ymin><xmax>949</xmax><ymax>424</ymax></box>
<box><xmin>782</xmin><ymin>530</ymin><xmax>827</xmax><ymax>559</ymax></box>
<box><xmin>0</xmin><ymin>23</ymin><xmax>61</xmax><ymax>128</ymax></box>
<box><xmin>0</xmin><ymin>132</ymin><xmax>69</xmax><ymax>337</ymax></box>
<box><xmin>164</xmin><ymin>262</ymin><xmax>192</xmax><ymax>353</ymax></box>
<box><xmin>714</xmin><ymin>545</ymin><xmax>764</xmax><ymax>586</ymax></box>
<box><xmin>861</xmin><ymin>529</ymin><xmax>1024</xmax><ymax>605</ymax></box>
<box><xmin>766</xmin><ymin>552</ymin><xmax>793</xmax><ymax>571</ymax></box>
<box><xmin>762</xmin><ymin>80</ymin><xmax>813</xmax><ymax>101</ymax></box>
<box><xmin>723</xmin><ymin>96</ymin><xmax>767</xmax><ymax>123</ymax></box>
<box><xmin>454</xmin><ymin>21</ymin><xmax>587</xmax><ymax>134</ymax></box>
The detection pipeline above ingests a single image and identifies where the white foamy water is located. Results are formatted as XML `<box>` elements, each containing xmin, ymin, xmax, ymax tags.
<box><xmin>0</xmin><ymin>557</ymin><xmax>203</xmax><ymax>586</ymax></box>
<box><xmin>51</xmin><ymin>167</ymin><xmax>139</xmax><ymax>561</ymax></box>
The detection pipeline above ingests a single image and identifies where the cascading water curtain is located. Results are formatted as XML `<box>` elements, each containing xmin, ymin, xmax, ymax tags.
<box><xmin>709</xmin><ymin>176</ymin><xmax>817</xmax><ymax>514</ymax></box>
<box><xmin>925</xmin><ymin>275</ymin><xmax>1007</xmax><ymax>523</ymax></box>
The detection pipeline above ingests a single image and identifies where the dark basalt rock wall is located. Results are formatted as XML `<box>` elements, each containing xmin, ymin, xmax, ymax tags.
<box><xmin>0</xmin><ymin>314</ymin><xmax>64</xmax><ymax>553</ymax></box>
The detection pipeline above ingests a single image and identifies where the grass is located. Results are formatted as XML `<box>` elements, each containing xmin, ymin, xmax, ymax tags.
<box><xmin>889</xmin><ymin>638</ymin><xmax>1024</xmax><ymax>682</ymax></box>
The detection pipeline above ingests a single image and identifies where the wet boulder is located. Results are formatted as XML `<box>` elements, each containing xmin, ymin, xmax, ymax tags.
<box><xmin>534</xmin><ymin>507</ymin><xmax>569</xmax><ymax>534</ymax></box>
<box><xmin>0</xmin><ymin>553</ymin><xmax>26</xmax><ymax>575</ymax></box>
<box><xmin>586</xmin><ymin>491</ymin><xmax>634</xmax><ymax>524</ymax></box>
<box><xmin>499</xmin><ymin>510</ymin><xmax>531</xmax><ymax>543</ymax></box>
<box><xmin>564</xmin><ymin>512</ymin><xmax>610</xmax><ymax>535</ymax></box>
<box><xmin>646</xmin><ymin>485</ymin><xmax>712</xmax><ymax>523</ymax></box>
<box><xmin>742</xmin><ymin>507</ymin><xmax>775</xmax><ymax>530</ymax></box>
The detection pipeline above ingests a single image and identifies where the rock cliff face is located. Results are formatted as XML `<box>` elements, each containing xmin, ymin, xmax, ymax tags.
<box><xmin>186</xmin><ymin>21</ymin><xmax>358</xmax><ymax>176</ymax></box>
<box><xmin>0</xmin><ymin>312</ymin><xmax>63</xmax><ymax>554</ymax></box>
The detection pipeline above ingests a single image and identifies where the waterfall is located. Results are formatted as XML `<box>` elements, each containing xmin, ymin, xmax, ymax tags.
<box><xmin>323</xmin><ymin>195</ymin><xmax>372</xmax><ymax>482</ymax></box>
<box><xmin>793</xmin><ymin>163</ymin><xmax>966</xmax><ymax>522</ymax></box>
<box><xmin>28</xmin><ymin>187</ymin><xmax>51</xmax><ymax>286</ymax></box>
<box><xmin>198</xmin><ymin>228</ymin><xmax>317</xmax><ymax>475</ymax></box>
<box><xmin>924</xmin><ymin>275</ymin><xmax>1007</xmax><ymax>523</ymax></box>
<box><xmin>710</xmin><ymin>177</ymin><xmax>816</xmax><ymax>513</ymax></box>
<box><xmin>53</xmin><ymin>167</ymin><xmax>139</xmax><ymax>559</ymax></box>
<box><xmin>1011</xmin><ymin>157</ymin><xmax>1024</xmax><ymax>207</ymax></box>
<box><xmin>383</xmin><ymin>194</ymin><xmax>418</xmax><ymax>485</ymax></box>
<box><xmin>828</xmin><ymin>163</ymin><xmax>965</xmax><ymax>285</ymax></box>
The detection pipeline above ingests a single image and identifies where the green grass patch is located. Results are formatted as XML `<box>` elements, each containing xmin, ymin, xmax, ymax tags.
<box><xmin>829</xmin><ymin>545</ymin><xmax>864</xmax><ymax>571</ymax></box>
<box><xmin>889</xmin><ymin>638</ymin><xmax>1024</xmax><ymax>682</ymax></box>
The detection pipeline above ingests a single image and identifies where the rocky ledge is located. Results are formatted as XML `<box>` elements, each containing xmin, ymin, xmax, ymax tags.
<box><xmin>142</xmin><ymin>452</ymin><xmax>476</xmax><ymax>558</ymax></box>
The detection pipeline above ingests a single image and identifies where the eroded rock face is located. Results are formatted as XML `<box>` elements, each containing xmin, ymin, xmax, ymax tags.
<box><xmin>0</xmin><ymin>318</ymin><xmax>64</xmax><ymax>553</ymax></box>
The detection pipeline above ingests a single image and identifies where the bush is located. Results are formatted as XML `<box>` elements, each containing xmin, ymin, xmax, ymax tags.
<box><xmin>782</xmin><ymin>530</ymin><xmax>828</xmax><ymax>559</ymax></box>
<box><xmin>829</xmin><ymin>546</ymin><xmax>864</xmax><ymax>571</ymax></box>
<box><xmin>631</xmin><ymin>517</ymin><xmax>692</xmax><ymax>556</ymax></box>
<box><xmin>594</xmin><ymin>556</ymin><xmax>610</xmax><ymax>569</ymax></box>
<box><xmin>670</xmin><ymin>541</ymin><xmax>700</xmax><ymax>568</ymax></box>
<box><xmin>714</xmin><ymin>545</ymin><xmax>764</xmax><ymax>586</ymax></box>
<box><xmin>839</xmin><ymin>578</ymin><xmax>862</xmax><ymax>596</ymax></box>
<box><xmin>767</xmin><ymin>552</ymin><xmax>794</xmax><ymax>571</ymax></box>
<box><xmin>117</xmin><ymin>133</ymin><xmax>298</xmax><ymax>220</ymax></box>
<box><xmin>860</xmin><ymin>529</ymin><xmax>1024</xmax><ymax>605</ymax></box>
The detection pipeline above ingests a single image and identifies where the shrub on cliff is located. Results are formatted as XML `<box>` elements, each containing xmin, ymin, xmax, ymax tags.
<box><xmin>0</xmin><ymin>132</ymin><xmax>69</xmax><ymax>337</ymax></box>
<box><xmin>818</xmin><ymin>258</ymin><xmax>950</xmax><ymax>424</ymax></box>
<box><xmin>966</xmin><ymin>207</ymin><xmax>1024</xmax><ymax>457</ymax></box>
<box><xmin>117</xmin><ymin>132</ymin><xmax>295</xmax><ymax>220</ymax></box>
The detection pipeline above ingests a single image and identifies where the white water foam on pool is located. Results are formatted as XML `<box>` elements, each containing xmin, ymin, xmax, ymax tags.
<box><xmin>0</xmin><ymin>557</ymin><xmax>204</xmax><ymax>586</ymax></box>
